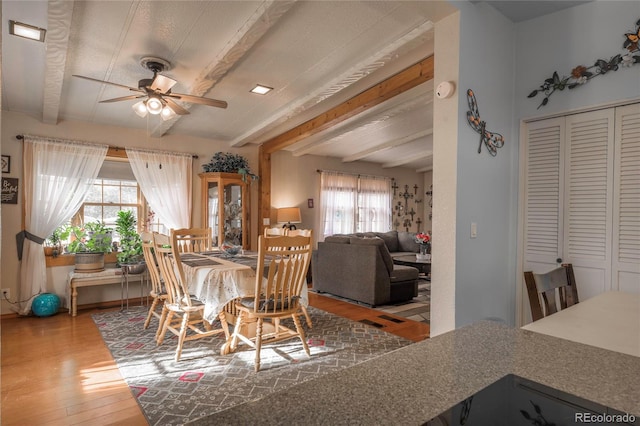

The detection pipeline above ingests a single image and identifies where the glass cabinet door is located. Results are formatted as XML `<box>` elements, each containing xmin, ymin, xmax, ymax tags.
<box><xmin>207</xmin><ymin>181</ymin><xmax>220</xmax><ymax>245</ymax></box>
<box><xmin>200</xmin><ymin>172</ymin><xmax>249</xmax><ymax>249</ymax></box>
<box><xmin>223</xmin><ymin>183</ymin><xmax>243</xmax><ymax>245</ymax></box>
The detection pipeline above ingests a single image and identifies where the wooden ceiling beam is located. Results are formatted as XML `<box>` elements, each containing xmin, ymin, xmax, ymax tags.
<box><xmin>261</xmin><ymin>55</ymin><xmax>434</xmax><ymax>154</ymax></box>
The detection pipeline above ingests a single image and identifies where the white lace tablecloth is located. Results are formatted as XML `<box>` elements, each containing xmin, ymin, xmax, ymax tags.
<box><xmin>180</xmin><ymin>252</ymin><xmax>308</xmax><ymax>323</ymax></box>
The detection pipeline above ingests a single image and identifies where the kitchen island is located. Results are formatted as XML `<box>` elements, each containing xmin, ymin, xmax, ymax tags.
<box><xmin>188</xmin><ymin>321</ymin><xmax>640</xmax><ymax>425</ymax></box>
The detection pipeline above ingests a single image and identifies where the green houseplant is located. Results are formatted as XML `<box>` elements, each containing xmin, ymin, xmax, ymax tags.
<box><xmin>61</xmin><ymin>221</ymin><xmax>113</xmax><ymax>272</ymax></box>
<box><xmin>45</xmin><ymin>227</ymin><xmax>63</xmax><ymax>257</ymax></box>
<box><xmin>115</xmin><ymin>210</ymin><xmax>144</xmax><ymax>270</ymax></box>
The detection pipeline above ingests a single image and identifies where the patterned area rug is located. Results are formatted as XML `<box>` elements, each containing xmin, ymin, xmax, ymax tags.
<box><xmin>93</xmin><ymin>306</ymin><xmax>411</xmax><ymax>425</ymax></box>
<box><xmin>377</xmin><ymin>280</ymin><xmax>430</xmax><ymax>323</ymax></box>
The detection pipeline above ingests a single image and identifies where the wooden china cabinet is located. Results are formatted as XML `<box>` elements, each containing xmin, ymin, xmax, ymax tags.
<box><xmin>199</xmin><ymin>172</ymin><xmax>250</xmax><ymax>249</ymax></box>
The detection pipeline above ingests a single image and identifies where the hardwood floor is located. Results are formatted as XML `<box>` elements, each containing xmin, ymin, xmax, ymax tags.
<box><xmin>1</xmin><ymin>294</ymin><xmax>429</xmax><ymax>425</ymax></box>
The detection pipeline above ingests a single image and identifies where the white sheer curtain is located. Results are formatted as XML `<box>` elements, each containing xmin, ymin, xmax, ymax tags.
<box><xmin>18</xmin><ymin>136</ymin><xmax>107</xmax><ymax>315</ymax></box>
<box><xmin>127</xmin><ymin>148</ymin><xmax>192</xmax><ymax>230</ymax></box>
<box><xmin>358</xmin><ymin>175</ymin><xmax>392</xmax><ymax>232</ymax></box>
<box><xmin>319</xmin><ymin>171</ymin><xmax>358</xmax><ymax>240</ymax></box>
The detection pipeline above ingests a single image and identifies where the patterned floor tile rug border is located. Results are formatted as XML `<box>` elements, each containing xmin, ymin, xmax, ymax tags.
<box><xmin>93</xmin><ymin>306</ymin><xmax>411</xmax><ymax>426</ymax></box>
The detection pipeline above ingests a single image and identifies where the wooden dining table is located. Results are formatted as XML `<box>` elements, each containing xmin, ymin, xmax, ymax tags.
<box><xmin>521</xmin><ymin>291</ymin><xmax>640</xmax><ymax>358</ymax></box>
<box><xmin>179</xmin><ymin>250</ymin><xmax>309</xmax><ymax>324</ymax></box>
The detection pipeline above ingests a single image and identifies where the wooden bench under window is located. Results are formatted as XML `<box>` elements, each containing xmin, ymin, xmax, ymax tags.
<box><xmin>68</xmin><ymin>267</ymin><xmax>146</xmax><ymax>316</ymax></box>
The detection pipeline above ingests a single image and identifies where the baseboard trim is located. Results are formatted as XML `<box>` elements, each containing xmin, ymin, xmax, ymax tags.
<box><xmin>1</xmin><ymin>297</ymin><xmax>149</xmax><ymax>320</ymax></box>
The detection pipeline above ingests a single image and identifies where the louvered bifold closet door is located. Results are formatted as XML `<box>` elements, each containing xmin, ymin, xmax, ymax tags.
<box><xmin>524</xmin><ymin>117</ymin><xmax>564</xmax><ymax>273</ymax></box>
<box><xmin>564</xmin><ymin>109</ymin><xmax>615</xmax><ymax>299</ymax></box>
<box><xmin>613</xmin><ymin>103</ymin><xmax>640</xmax><ymax>293</ymax></box>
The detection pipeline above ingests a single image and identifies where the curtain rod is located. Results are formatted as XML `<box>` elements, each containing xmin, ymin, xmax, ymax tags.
<box><xmin>316</xmin><ymin>168</ymin><xmax>391</xmax><ymax>180</ymax></box>
<box><xmin>15</xmin><ymin>134</ymin><xmax>198</xmax><ymax>159</ymax></box>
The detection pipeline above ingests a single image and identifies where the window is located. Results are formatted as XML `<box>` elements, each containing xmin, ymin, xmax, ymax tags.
<box><xmin>68</xmin><ymin>159</ymin><xmax>168</xmax><ymax>241</ymax></box>
<box><xmin>78</xmin><ymin>178</ymin><xmax>141</xmax><ymax>228</ymax></box>
<box><xmin>319</xmin><ymin>171</ymin><xmax>391</xmax><ymax>239</ymax></box>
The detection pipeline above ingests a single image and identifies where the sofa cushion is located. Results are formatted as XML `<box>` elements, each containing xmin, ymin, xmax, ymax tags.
<box><xmin>390</xmin><ymin>264</ymin><xmax>419</xmax><ymax>282</ymax></box>
<box><xmin>398</xmin><ymin>231</ymin><xmax>420</xmax><ymax>253</ymax></box>
<box><xmin>349</xmin><ymin>236</ymin><xmax>394</xmax><ymax>274</ymax></box>
<box><xmin>324</xmin><ymin>235</ymin><xmax>351</xmax><ymax>244</ymax></box>
<box><xmin>374</xmin><ymin>230</ymin><xmax>399</xmax><ymax>252</ymax></box>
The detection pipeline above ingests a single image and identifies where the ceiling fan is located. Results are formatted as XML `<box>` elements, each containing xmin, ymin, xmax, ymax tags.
<box><xmin>72</xmin><ymin>57</ymin><xmax>227</xmax><ymax>120</ymax></box>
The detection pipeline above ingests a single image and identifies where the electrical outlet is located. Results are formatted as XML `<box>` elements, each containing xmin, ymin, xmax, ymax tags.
<box><xmin>1</xmin><ymin>288</ymin><xmax>9</xmax><ymax>300</ymax></box>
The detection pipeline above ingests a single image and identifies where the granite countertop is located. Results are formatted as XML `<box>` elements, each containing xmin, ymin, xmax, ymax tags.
<box><xmin>188</xmin><ymin>321</ymin><xmax>640</xmax><ymax>425</ymax></box>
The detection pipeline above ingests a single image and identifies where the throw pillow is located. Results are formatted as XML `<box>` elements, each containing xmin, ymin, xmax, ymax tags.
<box><xmin>398</xmin><ymin>231</ymin><xmax>420</xmax><ymax>253</ymax></box>
<box><xmin>349</xmin><ymin>236</ymin><xmax>394</xmax><ymax>274</ymax></box>
<box><xmin>375</xmin><ymin>230</ymin><xmax>399</xmax><ymax>252</ymax></box>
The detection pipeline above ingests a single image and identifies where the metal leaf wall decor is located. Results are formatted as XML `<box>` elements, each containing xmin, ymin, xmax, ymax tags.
<box><xmin>528</xmin><ymin>18</ymin><xmax>640</xmax><ymax>109</ymax></box>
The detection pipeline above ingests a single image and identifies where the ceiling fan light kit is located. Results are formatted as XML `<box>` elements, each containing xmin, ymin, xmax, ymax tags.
<box><xmin>73</xmin><ymin>56</ymin><xmax>228</xmax><ymax>119</ymax></box>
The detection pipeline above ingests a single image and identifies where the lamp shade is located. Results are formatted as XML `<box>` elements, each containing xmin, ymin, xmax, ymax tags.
<box><xmin>277</xmin><ymin>207</ymin><xmax>301</xmax><ymax>224</ymax></box>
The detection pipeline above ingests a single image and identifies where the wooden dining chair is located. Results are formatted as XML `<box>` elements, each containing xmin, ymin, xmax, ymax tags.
<box><xmin>141</xmin><ymin>232</ymin><xmax>168</xmax><ymax>341</ymax></box>
<box><xmin>276</xmin><ymin>228</ymin><xmax>313</xmax><ymax>327</ymax></box>
<box><xmin>264</xmin><ymin>227</ymin><xmax>288</xmax><ymax>237</ymax></box>
<box><xmin>225</xmin><ymin>234</ymin><xmax>313</xmax><ymax>372</ymax></box>
<box><xmin>153</xmin><ymin>232</ymin><xmax>231</xmax><ymax>361</ymax></box>
<box><xmin>286</xmin><ymin>229</ymin><xmax>311</xmax><ymax>237</ymax></box>
<box><xmin>171</xmin><ymin>227</ymin><xmax>213</xmax><ymax>253</ymax></box>
<box><xmin>524</xmin><ymin>263</ymin><xmax>579</xmax><ymax>322</ymax></box>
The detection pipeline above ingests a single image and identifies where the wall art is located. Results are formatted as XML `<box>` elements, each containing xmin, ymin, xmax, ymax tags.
<box><xmin>1</xmin><ymin>155</ymin><xmax>10</xmax><ymax>174</ymax></box>
<box><xmin>1</xmin><ymin>177</ymin><xmax>19</xmax><ymax>204</ymax></box>
<box><xmin>466</xmin><ymin>89</ymin><xmax>505</xmax><ymax>157</ymax></box>
<box><xmin>528</xmin><ymin>17</ymin><xmax>640</xmax><ymax>109</ymax></box>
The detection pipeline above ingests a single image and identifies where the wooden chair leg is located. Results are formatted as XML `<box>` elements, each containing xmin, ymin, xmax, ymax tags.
<box><xmin>300</xmin><ymin>305</ymin><xmax>312</xmax><ymax>328</ymax></box>
<box><xmin>175</xmin><ymin>314</ymin><xmax>189</xmax><ymax>362</ymax></box>
<box><xmin>155</xmin><ymin>304</ymin><xmax>169</xmax><ymax>342</ymax></box>
<box><xmin>255</xmin><ymin>318</ymin><xmax>263</xmax><ymax>372</ymax></box>
<box><xmin>218</xmin><ymin>311</ymin><xmax>231</xmax><ymax>340</ymax></box>
<box><xmin>157</xmin><ymin>311</ymin><xmax>173</xmax><ymax>346</ymax></box>
<box><xmin>230</xmin><ymin>312</ymin><xmax>244</xmax><ymax>352</ymax></box>
<box><xmin>292</xmin><ymin>313</ymin><xmax>310</xmax><ymax>357</ymax></box>
<box><xmin>143</xmin><ymin>297</ymin><xmax>159</xmax><ymax>329</ymax></box>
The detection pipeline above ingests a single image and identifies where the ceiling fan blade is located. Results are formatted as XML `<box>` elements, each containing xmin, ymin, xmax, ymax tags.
<box><xmin>72</xmin><ymin>75</ymin><xmax>143</xmax><ymax>92</ymax></box>
<box><xmin>99</xmin><ymin>95</ymin><xmax>146</xmax><ymax>103</ymax></box>
<box><xmin>150</xmin><ymin>74</ymin><xmax>177</xmax><ymax>93</ymax></box>
<box><xmin>164</xmin><ymin>98</ymin><xmax>190</xmax><ymax>115</ymax></box>
<box><xmin>166</xmin><ymin>92</ymin><xmax>228</xmax><ymax>109</ymax></box>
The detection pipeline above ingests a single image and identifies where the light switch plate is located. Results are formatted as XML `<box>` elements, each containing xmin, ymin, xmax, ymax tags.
<box><xmin>471</xmin><ymin>222</ymin><xmax>477</xmax><ymax>238</ymax></box>
<box><xmin>263</xmin><ymin>218</ymin><xmax>270</xmax><ymax>225</ymax></box>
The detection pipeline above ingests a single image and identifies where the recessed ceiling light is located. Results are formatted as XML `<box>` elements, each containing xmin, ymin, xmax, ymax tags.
<box><xmin>9</xmin><ymin>20</ymin><xmax>46</xmax><ymax>42</ymax></box>
<box><xmin>250</xmin><ymin>84</ymin><xmax>273</xmax><ymax>95</ymax></box>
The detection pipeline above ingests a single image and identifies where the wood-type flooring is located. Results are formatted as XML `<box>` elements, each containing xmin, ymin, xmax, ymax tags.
<box><xmin>1</xmin><ymin>293</ymin><xmax>429</xmax><ymax>425</ymax></box>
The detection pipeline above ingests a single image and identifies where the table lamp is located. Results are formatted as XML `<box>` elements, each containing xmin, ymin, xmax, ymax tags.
<box><xmin>277</xmin><ymin>207</ymin><xmax>301</xmax><ymax>230</ymax></box>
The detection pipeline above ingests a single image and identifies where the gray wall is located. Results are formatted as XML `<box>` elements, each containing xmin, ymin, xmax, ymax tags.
<box><xmin>449</xmin><ymin>0</ymin><xmax>640</xmax><ymax>329</ymax></box>
<box><xmin>453</xmin><ymin>1</ymin><xmax>518</xmax><ymax>328</ymax></box>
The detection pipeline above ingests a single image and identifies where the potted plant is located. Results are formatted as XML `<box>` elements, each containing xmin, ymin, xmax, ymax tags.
<box><xmin>44</xmin><ymin>227</ymin><xmax>62</xmax><ymax>257</ymax></box>
<box><xmin>202</xmin><ymin>152</ymin><xmax>258</xmax><ymax>182</ymax></box>
<box><xmin>115</xmin><ymin>210</ymin><xmax>145</xmax><ymax>274</ymax></box>
<box><xmin>62</xmin><ymin>221</ymin><xmax>113</xmax><ymax>272</ymax></box>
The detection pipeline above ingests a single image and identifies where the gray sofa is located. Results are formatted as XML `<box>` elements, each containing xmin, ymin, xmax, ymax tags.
<box><xmin>312</xmin><ymin>231</ymin><xmax>420</xmax><ymax>307</ymax></box>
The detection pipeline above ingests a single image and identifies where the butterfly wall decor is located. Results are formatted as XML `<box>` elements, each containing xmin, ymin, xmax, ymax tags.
<box><xmin>466</xmin><ymin>89</ymin><xmax>505</xmax><ymax>157</ymax></box>
<box><xmin>528</xmin><ymin>17</ymin><xmax>640</xmax><ymax>109</ymax></box>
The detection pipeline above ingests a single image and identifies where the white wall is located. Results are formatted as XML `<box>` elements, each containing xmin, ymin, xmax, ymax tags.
<box><xmin>0</xmin><ymin>110</ymin><xmax>259</xmax><ymax>314</ymax></box>
<box><xmin>431</xmin><ymin>10</ymin><xmax>460</xmax><ymax>336</ymax></box>
<box><xmin>271</xmin><ymin>150</ymin><xmax>430</xmax><ymax>243</ymax></box>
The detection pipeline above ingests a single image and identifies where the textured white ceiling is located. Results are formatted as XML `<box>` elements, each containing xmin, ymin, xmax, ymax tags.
<box><xmin>3</xmin><ymin>1</ymin><xmax>580</xmax><ymax>172</ymax></box>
